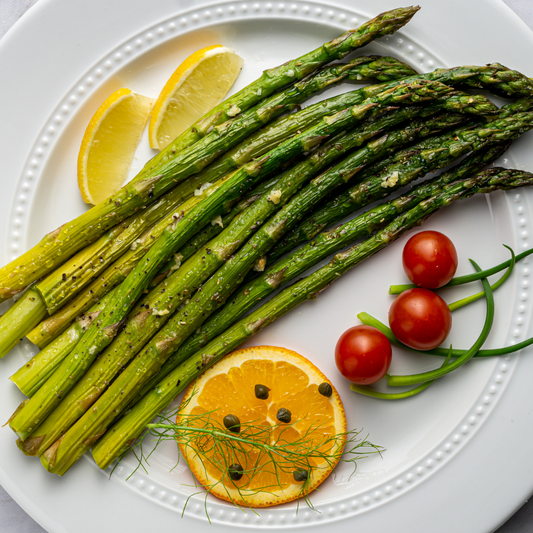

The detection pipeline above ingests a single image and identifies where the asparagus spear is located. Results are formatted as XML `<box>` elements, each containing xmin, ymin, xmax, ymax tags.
<box><xmin>10</xmin><ymin>79</ymin><xmax>453</xmax><ymax>442</ymax></box>
<box><xmin>0</xmin><ymin>9</ymin><xmax>419</xmax><ymax>302</ymax></box>
<box><xmin>141</xmin><ymin>143</ymin><xmax>509</xmax><ymax>393</ymax></box>
<box><xmin>85</xmin><ymin>167</ymin><xmax>533</xmax><ymax>472</ymax></box>
<box><xmin>18</xmin><ymin>102</ymin><xmax>471</xmax><ymax>456</ymax></box>
<box><xmin>10</xmin><ymin>288</ymin><xmax>119</xmax><ymax>398</ymax></box>
<box><xmin>0</xmin><ymin>289</ymin><xmax>45</xmax><ymax>359</ymax></box>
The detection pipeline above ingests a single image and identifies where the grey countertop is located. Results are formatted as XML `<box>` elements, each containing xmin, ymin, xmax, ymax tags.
<box><xmin>0</xmin><ymin>0</ymin><xmax>532</xmax><ymax>531</ymax></box>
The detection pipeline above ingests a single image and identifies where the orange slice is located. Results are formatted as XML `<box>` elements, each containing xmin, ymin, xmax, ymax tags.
<box><xmin>148</xmin><ymin>45</ymin><xmax>244</xmax><ymax>150</ymax></box>
<box><xmin>77</xmin><ymin>88</ymin><xmax>153</xmax><ymax>205</ymax></box>
<box><xmin>177</xmin><ymin>346</ymin><xmax>346</xmax><ymax>508</ymax></box>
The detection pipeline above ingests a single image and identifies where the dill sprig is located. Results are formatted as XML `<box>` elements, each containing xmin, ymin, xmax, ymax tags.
<box><xmin>124</xmin><ymin>388</ymin><xmax>382</xmax><ymax>519</ymax></box>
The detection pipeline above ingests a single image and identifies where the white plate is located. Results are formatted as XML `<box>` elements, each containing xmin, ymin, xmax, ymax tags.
<box><xmin>1</xmin><ymin>0</ymin><xmax>533</xmax><ymax>531</ymax></box>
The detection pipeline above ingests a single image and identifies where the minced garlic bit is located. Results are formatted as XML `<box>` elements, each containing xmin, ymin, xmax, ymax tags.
<box><xmin>89</xmin><ymin>346</ymin><xmax>96</xmax><ymax>355</ymax></box>
<box><xmin>257</xmin><ymin>88</ymin><xmax>262</xmax><ymax>96</ymax></box>
<box><xmin>170</xmin><ymin>254</ymin><xmax>182</xmax><ymax>272</ymax></box>
<box><xmin>267</xmin><ymin>189</ymin><xmax>282</xmax><ymax>204</ymax></box>
<box><xmin>381</xmin><ymin>171</ymin><xmax>400</xmax><ymax>189</ymax></box>
<box><xmin>194</xmin><ymin>182</ymin><xmax>213</xmax><ymax>196</ymax></box>
<box><xmin>287</xmin><ymin>69</ymin><xmax>295</xmax><ymax>77</ymax></box>
<box><xmin>130</xmin><ymin>238</ymin><xmax>142</xmax><ymax>251</ymax></box>
<box><xmin>227</xmin><ymin>104</ymin><xmax>241</xmax><ymax>117</ymax></box>
<box><xmin>253</xmin><ymin>257</ymin><xmax>267</xmax><ymax>272</ymax></box>
<box><xmin>152</xmin><ymin>308</ymin><xmax>170</xmax><ymax>316</ymax></box>
<box><xmin>211</xmin><ymin>215</ymin><xmax>224</xmax><ymax>228</ymax></box>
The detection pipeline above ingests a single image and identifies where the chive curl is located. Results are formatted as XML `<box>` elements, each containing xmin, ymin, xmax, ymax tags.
<box><xmin>448</xmin><ymin>245</ymin><xmax>516</xmax><ymax>311</ymax></box>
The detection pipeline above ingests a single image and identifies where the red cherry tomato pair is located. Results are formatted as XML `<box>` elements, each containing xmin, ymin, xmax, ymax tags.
<box><xmin>391</xmin><ymin>231</ymin><xmax>456</xmax><ymax>350</ymax></box>
<box><xmin>335</xmin><ymin>231</ymin><xmax>457</xmax><ymax>385</ymax></box>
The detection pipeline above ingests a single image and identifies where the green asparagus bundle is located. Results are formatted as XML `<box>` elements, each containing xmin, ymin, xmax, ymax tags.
<box><xmin>38</xmin><ymin>100</ymin><xmax>528</xmax><ymax>474</ymax></box>
<box><xmin>88</xmin><ymin>166</ymin><xmax>533</xmax><ymax>472</ymax></box>
<box><xmin>40</xmin><ymin>106</ymin><xmax>529</xmax><ymax>469</ymax></box>
<box><xmin>16</xmin><ymin>102</ymin><xmax>473</xmax><ymax>457</ymax></box>
<box><xmin>9</xmin><ymin>79</ymin><xmax>455</xmax><ymax>444</ymax></box>
<box><xmin>13</xmin><ymin>91</ymin><xmax>491</xmax><ymax>415</ymax></box>
<box><xmin>0</xmin><ymin>7</ymin><xmax>419</xmax><ymax>302</ymax></box>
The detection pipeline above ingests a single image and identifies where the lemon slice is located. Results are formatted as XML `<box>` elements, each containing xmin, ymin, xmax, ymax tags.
<box><xmin>77</xmin><ymin>88</ymin><xmax>154</xmax><ymax>205</ymax></box>
<box><xmin>148</xmin><ymin>45</ymin><xmax>244</xmax><ymax>150</ymax></box>
<box><xmin>178</xmin><ymin>345</ymin><xmax>347</xmax><ymax>507</ymax></box>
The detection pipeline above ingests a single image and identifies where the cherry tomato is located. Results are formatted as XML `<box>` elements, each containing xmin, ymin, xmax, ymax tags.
<box><xmin>402</xmin><ymin>230</ymin><xmax>458</xmax><ymax>289</ymax></box>
<box><xmin>389</xmin><ymin>288</ymin><xmax>452</xmax><ymax>351</ymax></box>
<box><xmin>335</xmin><ymin>325</ymin><xmax>392</xmax><ymax>384</ymax></box>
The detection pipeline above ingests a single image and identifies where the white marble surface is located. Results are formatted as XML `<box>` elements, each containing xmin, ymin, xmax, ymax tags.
<box><xmin>0</xmin><ymin>1</ymin><xmax>532</xmax><ymax>531</ymax></box>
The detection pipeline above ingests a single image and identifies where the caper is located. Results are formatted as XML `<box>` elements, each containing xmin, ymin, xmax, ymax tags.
<box><xmin>293</xmin><ymin>469</ymin><xmax>309</xmax><ymax>482</ymax></box>
<box><xmin>318</xmin><ymin>382</ymin><xmax>333</xmax><ymax>397</ymax></box>
<box><xmin>255</xmin><ymin>384</ymin><xmax>270</xmax><ymax>400</ymax></box>
<box><xmin>276</xmin><ymin>408</ymin><xmax>292</xmax><ymax>423</ymax></box>
<box><xmin>223</xmin><ymin>414</ymin><xmax>241</xmax><ymax>433</ymax></box>
<box><xmin>228</xmin><ymin>463</ymin><xmax>244</xmax><ymax>481</ymax></box>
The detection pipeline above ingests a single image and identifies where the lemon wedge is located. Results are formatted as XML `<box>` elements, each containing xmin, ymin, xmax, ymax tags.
<box><xmin>148</xmin><ymin>45</ymin><xmax>244</xmax><ymax>150</ymax></box>
<box><xmin>77</xmin><ymin>88</ymin><xmax>154</xmax><ymax>205</ymax></box>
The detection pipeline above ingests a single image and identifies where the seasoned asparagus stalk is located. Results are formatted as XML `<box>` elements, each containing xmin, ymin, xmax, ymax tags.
<box><xmin>86</xmin><ymin>167</ymin><xmax>533</xmax><ymax>472</ymax></box>
<box><xmin>0</xmin><ymin>8</ymin><xmax>419</xmax><ymax>302</ymax></box>
<box><xmin>0</xmin><ymin>289</ymin><xmax>44</xmax><ymax>358</ymax></box>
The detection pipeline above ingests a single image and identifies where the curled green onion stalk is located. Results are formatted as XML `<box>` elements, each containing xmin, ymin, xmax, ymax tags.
<box><xmin>123</xmin><ymin>393</ymin><xmax>382</xmax><ymax>518</ymax></box>
<box><xmin>352</xmin><ymin>251</ymin><xmax>518</xmax><ymax>399</ymax></box>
